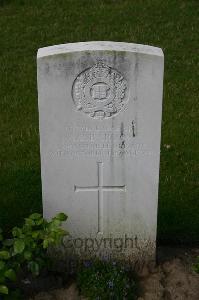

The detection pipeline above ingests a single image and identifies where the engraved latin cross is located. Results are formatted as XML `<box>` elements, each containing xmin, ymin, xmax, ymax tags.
<box><xmin>74</xmin><ymin>162</ymin><xmax>126</xmax><ymax>233</ymax></box>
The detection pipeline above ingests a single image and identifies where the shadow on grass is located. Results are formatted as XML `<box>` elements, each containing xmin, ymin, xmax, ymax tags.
<box><xmin>0</xmin><ymin>167</ymin><xmax>42</xmax><ymax>234</ymax></box>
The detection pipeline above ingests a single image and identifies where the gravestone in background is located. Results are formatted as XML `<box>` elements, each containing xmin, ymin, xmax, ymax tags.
<box><xmin>37</xmin><ymin>41</ymin><xmax>164</xmax><ymax>262</ymax></box>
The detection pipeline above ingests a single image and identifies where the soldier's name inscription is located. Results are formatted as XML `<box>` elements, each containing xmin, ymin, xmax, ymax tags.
<box><xmin>49</xmin><ymin>125</ymin><xmax>154</xmax><ymax>158</ymax></box>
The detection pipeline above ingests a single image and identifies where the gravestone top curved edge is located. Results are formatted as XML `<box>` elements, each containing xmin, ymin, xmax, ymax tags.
<box><xmin>37</xmin><ymin>41</ymin><xmax>163</xmax><ymax>59</ymax></box>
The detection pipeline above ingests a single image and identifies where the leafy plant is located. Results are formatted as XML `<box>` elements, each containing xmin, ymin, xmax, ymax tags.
<box><xmin>193</xmin><ymin>256</ymin><xmax>199</xmax><ymax>273</ymax></box>
<box><xmin>0</xmin><ymin>230</ymin><xmax>16</xmax><ymax>296</ymax></box>
<box><xmin>77</xmin><ymin>259</ymin><xmax>138</xmax><ymax>300</ymax></box>
<box><xmin>0</xmin><ymin>212</ymin><xmax>68</xmax><ymax>298</ymax></box>
<box><xmin>8</xmin><ymin>212</ymin><xmax>68</xmax><ymax>276</ymax></box>
<box><xmin>0</xmin><ymin>252</ymin><xmax>16</xmax><ymax>296</ymax></box>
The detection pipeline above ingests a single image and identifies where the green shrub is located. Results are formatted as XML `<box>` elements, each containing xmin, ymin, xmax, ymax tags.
<box><xmin>77</xmin><ymin>259</ymin><xmax>138</xmax><ymax>300</ymax></box>
<box><xmin>0</xmin><ymin>248</ymin><xmax>16</xmax><ymax>296</ymax></box>
<box><xmin>0</xmin><ymin>212</ymin><xmax>68</xmax><ymax>298</ymax></box>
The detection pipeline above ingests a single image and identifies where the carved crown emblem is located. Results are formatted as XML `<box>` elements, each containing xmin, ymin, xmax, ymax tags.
<box><xmin>72</xmin><ymin>61</ymin><xmax>128</xmax><ymax>119</ymax></box>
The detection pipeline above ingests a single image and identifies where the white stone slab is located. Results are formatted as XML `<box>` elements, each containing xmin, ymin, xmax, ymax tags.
<box><xmin>37</xmin><ymin>41</ymin><xmax>164</xmax><ymax>262</ymax></box>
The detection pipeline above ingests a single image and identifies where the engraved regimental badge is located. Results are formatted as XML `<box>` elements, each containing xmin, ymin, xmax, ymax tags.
<box><xmin>72</xmin><ymin>61</ymin><xmax>128</xmax><ymax>119</ymax></box>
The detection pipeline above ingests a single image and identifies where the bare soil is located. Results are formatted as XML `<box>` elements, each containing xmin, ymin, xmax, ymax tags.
<box><xmin>29</xmin><ymin>247</ymin><xmax>199</xmax><ymax>300</ymax></box>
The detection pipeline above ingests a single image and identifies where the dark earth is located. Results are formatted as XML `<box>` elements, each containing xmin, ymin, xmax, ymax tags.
<box><xmin>28</xmin><ymin>247</ymin><xmax>199</xmax><ymax>300</ymax></box>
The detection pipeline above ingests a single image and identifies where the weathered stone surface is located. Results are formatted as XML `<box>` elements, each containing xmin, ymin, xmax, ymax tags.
<box><xmin>37</xmin><ymin>41</ymin><xmax>164</xmax><ymax>261</ymax></box>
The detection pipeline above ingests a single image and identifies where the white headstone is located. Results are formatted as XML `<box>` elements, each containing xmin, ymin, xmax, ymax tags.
<box><xmin>37</xmin><ymin>42</ymin><xmax>164</xmax><ymax>262</ymax></box>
